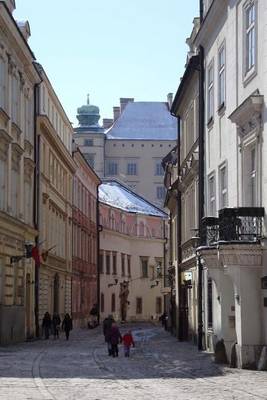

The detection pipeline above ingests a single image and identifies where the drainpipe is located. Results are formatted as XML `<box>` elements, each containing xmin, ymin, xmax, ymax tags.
<box><xmin>33</xmin><ymin>82</ymin><xmax>41</xmax><ymax>338</ymax></box>
<box><xmin>176</xmin><ymin>116</ymin><xmax>183</xmax><ymax>341</ymax></box>
<box><xmin>198</xmin><ymin>44</ymin><xmax>205</xmax><ymax>351</ymax></box>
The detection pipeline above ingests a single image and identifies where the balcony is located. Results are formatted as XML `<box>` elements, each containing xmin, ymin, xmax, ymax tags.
<box><xmin>202</xmin><ymin>207</ymin><xmax>264</xmax><ymax>246</ymax></box>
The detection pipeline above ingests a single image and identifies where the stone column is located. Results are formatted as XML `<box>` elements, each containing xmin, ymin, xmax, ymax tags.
<box><xmin>221</xmin><ymin>244</ymin><xmax>263</xmax><ymax>368</ymax></box>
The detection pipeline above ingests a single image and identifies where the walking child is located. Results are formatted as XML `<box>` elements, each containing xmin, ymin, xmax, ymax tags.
<box><xmin>122</xmin><ymin>330</ymin><xmax>135</xmax><ymax>357</ymax></box>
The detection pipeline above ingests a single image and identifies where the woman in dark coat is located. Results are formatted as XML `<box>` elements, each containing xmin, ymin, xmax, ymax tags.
<box><xmin>52</xmin><ymin>313</ymin><xmax>61</xmax><ymax>339</ymax></box>
<box><xmin>108</xmin><ymin>322</ymin><xmax>122</xmax><ymax>357</ymax></box>
<box><xmin>62</xmin><ymin>313</ymin><xmax>73</xmax><ymax>340</ymax></box>
<box><xmin>42</xmin><ymin>312</ymin><xmax>51</xmax><ymax>339</ymax></box>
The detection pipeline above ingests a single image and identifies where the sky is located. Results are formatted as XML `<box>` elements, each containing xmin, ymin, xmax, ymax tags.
<box><xmin>14</xmin><ymin>0</ymin><xmax>199</xmax><ymax>126</ymax></box>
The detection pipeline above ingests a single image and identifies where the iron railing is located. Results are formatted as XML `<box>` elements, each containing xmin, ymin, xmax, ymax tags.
<box><xmin>202</xmin><ymin>207</ymin><xmax>264</xmax><ymax>245</ymax></box>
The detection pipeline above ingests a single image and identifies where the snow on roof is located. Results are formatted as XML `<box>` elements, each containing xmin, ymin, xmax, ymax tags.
<box><xmin>106</xmin><ymin>102</ymin><xmax>177</xmax><ymax>140</ymax></box>
<box><xmin>99</xmin><ymin>181</ymin><xmax>167</xmax><ymax>217</ymax></box>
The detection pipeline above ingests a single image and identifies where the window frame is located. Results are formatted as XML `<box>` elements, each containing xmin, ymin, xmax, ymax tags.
<box><xmin>219</xmin><ymin>162</ymin><xmax>228</xmax><ymax>209</ymax></box>
<box><xmin>218</xmin><ymin>42</ymin><xmax>226</xmax><ymax>110</ymax></box>
<box><xmin>207</xmin><ymin>60</ymin><xmax>214</xmax><ymax>124</ymax></box>
<box><xmin>243</xmin><ymin>0</ymin><xmax>257</xmax><ymax>84</ymax></box>
<box><xmin>127</xmin><ymin>162</ymin><xmax>137</xmax><ymax>176</ymax></box>
<box><xmin>208</xmin><ymin>172</ymin><xmax>216</xmax><ymax>216</ymax></box>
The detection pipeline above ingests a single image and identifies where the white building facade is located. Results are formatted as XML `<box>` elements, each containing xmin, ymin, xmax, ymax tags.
<box><xmin>195</xmin><ymin>0</ymin><xmax>267</xmax><ymax>369</ymax></box>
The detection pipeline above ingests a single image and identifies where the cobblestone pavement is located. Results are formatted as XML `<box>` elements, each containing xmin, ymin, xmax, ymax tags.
<box><xmin>0</xmin><ymin>323</ymin><xmax>266</xmax><ymax>400</ymax></box>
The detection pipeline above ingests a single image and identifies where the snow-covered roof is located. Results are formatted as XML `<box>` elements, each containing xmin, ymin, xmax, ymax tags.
<box><xmin>106</xmin><ymin>102</ymin><xmax>177</xmax><ymax>140</ymax></box>
<box><xmin>99</xmin><ymin>180</ymin><xmax>167</xmax><ymax>217</ymax></box>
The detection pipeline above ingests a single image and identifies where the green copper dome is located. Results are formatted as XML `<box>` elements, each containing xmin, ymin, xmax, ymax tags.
<box><xmin>77</xmin><ymin>94</ymin><xmax>101</xmax><ymax>127</ymax></box>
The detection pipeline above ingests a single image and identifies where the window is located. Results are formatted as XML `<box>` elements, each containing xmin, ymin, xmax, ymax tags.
<box><xmin>156</xmin><ymin>297</ymin><xmax>162</xmax><ymax>314</ymax></box>
<box><xmin>207</xmin><ymin>278</ymin><xmax>213</xmax><ymax>328</ymax></box>
<box><xmin>84</xmin><ymin>153</ymin><xmax>94</xmax><ymax>169</ymax></box>
<box><xmin>121</xmin><ymin>254</ymin><xmax>125</xmax><ymax>276</ymax></box>
<box><xmin>112</xmin><ymin>253</ymin><xmax>117</xmax><ymax>275</ymax></box>
<box><xmin>0</xmin><ymin>156</ymin><xmax>7</xmax><ymax>211</ymax></box>
<box><xmin>136</xmin><ymin>297</ymin><xmax>142</xmax><ymax>314</ymax></box>
<box><xmin>218</xmin><ymin>45</ymin><xmax>225</xmax><ymax>107</ymax></box>
<box><xmin>127</xmin><ymin>256</ymin><xmax>131</xmax><ymax>277</ymax></box>
<box><xmin>245</xmin><ymin>2</ymin><xmax>256</xmax><ymax>73</ymax></box>
<box><xmin>155</xmin><ymin>162</ymin><xmax>164</xmax><ymax>176</ymax></box>
<box><xmin>111</xmin><ymin>293</ymin><xmax>116</xmax><ymax>313</ymax></box>
<box><xmin>106</xmin><ymin>253</ymin><xmax>110</xmax><ymax>275</ymax></box>
<box><xmin>208</xmin><ymin>174</ymin><xmax>216</xmax><ymax>216</ymax></box>
<box><xmin>207</xmin><ymin>62</ymin><xmax>214</xmax><ymax>122</ymax></box>
<box><xmin>0</xmin><ymin>57</ymin><xmax>7</xmax><ymax>111</ymax></box>
<box><xmin>84</xmin><ymin>139</ymin><xmax>93</xmax><ymax>146</ymax></box>
<box><xmin>99</xmin><ymin>253</ymin><xmax>103</xmax><ymax>274</ymax></box>
<box><xmin>250</xmin><ymin>147</ymin><xmax>256</xmax><ymax>206</ymax></box>
<box><xmin>101</xmin><ymin>293</ymin><xmax>104</xmax><ymax>313</ymax></box>
<box><xmin>156</xmin><ymin>186</ymin><xmax>165</xmax><ymax>200</ymax></box>
<box><xmin>107</xmin><ymin>161</ymin><xmax>118</xmax><ymax>176</ymax></box>
<box><xmin>219</xmin><ymin>165</ymin><xmax>227</xmax><ymax>208</ymax></box>
<box><xmin>141</xmin><ymin>258</ymin><xmax>148</xmax><ymax>278</ymax></box>
<box><xmin>11</xmin><ymin>165</ymin><xmax>19</xmax><ymax>217</ymax></box>
<box><xmin>127</xmin><ymin>163</ymin><xmax>137</xmax><ymax>176</ymax></box>
<box><xmin>11</xmin><ymin>75</ymin><xmax>20</xmax><ymax>125</ymax></box>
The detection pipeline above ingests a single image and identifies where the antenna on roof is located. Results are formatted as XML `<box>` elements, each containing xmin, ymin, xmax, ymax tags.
<box><xmin>87</xmin><ymin>93</ymin><xmax>90</xmax><ymax>105</ymax></box>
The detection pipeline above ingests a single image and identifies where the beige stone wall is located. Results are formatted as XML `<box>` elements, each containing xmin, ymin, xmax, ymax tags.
<box><xmin>105</xmin><ymin>139</ymin><xmax>176</xmax><ymax>207</ymax></box>
<box><xmin>0</xmin><ymin>2</ymin><xmax>40</xmax><ymax>343</ymax></box>
<box><xmin>100</xmin><ymin>204</ymin><xmax>165</xmax><ymax>322</ymax></box>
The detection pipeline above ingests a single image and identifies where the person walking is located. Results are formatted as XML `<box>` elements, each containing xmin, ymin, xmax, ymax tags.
<box><xmin>52</xmin><ymin>312</ymin><xmax>61</xmax><ymax>339</ymax></box>
<box><xmin>109</xmin><ymin>322</ymin><xmax>122</xmax><ymax>358</ymax></box>
<box><xmin>122</xmin><ymin>330</ymin><xmax>135</xmax><ymax>357</ymax></box>
<box><xmin>42</xmin><ymin>312</ymin><xmax>51</xmax><ymax>340</ymax></box>
<box><xmin>62</xmin><ymin>313</ymin><xmax>73</xmax><ymax>340</ymax></box>
<box><xmin>103</xmin><ymin>315</ymin><xmax>114</xmax><ymax>356</ymax></box>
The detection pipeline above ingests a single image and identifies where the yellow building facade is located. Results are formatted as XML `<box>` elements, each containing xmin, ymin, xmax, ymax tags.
<box><xmin>0</xmin><ymin>1</ymin><xmax>40</xmax><ymax>343</ymax></box>
<box><xmin>36</xmin><ymin>65</ymin><xmax>76</xmax><ymax>329</ymax></box>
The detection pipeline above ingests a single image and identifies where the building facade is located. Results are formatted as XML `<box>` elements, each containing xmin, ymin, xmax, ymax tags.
<box><xmin>36</xmin><ymin>65</ymin><xmax>76</xmax><ymax>328</ymax></box>
<box><xmin>195</xmin><ymin>0</ymin><xmax>267</xmax><ymax>368</ymax></box>
<box><xmin>72</xmin><ymin>148</ymin><xmax>100</xmax><ymax>328</ymax></box>
<box><xmin>0</xmin><ymin>0</ymin><xmax>40</xmax><ymax>343</ymax></box>
<box><xmin>74</xmin><ymin>97</ymin><xmax>177</xmax><ymax>209</ymax></box>
<box><xmin>99</xmin><ymin>180</ymin><xmax>166</xmax><ymax>321</ymax></box>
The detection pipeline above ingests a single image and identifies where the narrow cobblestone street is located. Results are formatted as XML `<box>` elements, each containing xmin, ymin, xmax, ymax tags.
<box><xmin>0</xmin><ymin>324</ymin><xmax>266</xmax><ymax>400</ymax></box>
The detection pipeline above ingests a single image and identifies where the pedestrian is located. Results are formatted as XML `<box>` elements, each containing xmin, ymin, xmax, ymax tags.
<box><xmin>108</xmin><ymin>322</ymin><xmax>122</xmax><ymax>358</ymax></box>
<box><xmin>42</xmin><ymin>312</ymin><xmax>51</xmax><ymax>340</ymax></box>
<box><xmin>62</xmin><ymin>313</ymin><xmax>73</xmax><ymax>340</ymax></box>
<box><xmin>52</xmin><ymin>312</ymin><xmax>61</xmax><ymax>339</ymax></box>
<box><xmin>103</xmin><ymin>314</ymin><xmax>114</xmax><ymax>356</ymax></box>
<box><xmin>122</xmin><ymin>330</ymin><xmax>135</xmax><ymax>357</ymax></box>
<box><xmin>88</xmin><ymin>303</ymin><xmax>98</xmax><ymax>329</ymax></box>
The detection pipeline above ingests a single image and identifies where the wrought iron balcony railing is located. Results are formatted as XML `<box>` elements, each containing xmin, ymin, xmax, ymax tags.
<box><xmin>202</xmin><ymin>207</ymin><xmax>264</xmax><ymax>246</ymax></box>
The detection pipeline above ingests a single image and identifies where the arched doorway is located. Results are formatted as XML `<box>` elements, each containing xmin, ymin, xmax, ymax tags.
<box><xmin>53</xmin><ymin>274</ymin><xmax>60</xmax><ymax>314</ymax></box>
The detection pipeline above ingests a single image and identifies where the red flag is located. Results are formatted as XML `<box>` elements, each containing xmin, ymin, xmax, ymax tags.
<box><xmin>31</xmin><ymin>246</ymin><xmax>41</xmax><ymax>265</ymax></box>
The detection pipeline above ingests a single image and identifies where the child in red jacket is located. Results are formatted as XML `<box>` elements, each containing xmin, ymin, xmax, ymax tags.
<box><xmin>122</xmin><ymin>330</ymin><xmax>135</xmax><ymax>357</ymax></box>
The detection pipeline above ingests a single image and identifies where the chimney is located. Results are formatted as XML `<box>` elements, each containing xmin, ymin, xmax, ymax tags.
<box><xmin>167</xmin><ymin>93</ymin><xmax>173</xmax><ymax>109</ymax></box>
<box><xmin>16</xmin><ymin>21</ymin><xmax>31</xmax><ymax>41</ymax></box>
<box><xmin>103</xmin><ymin>118</ymin><xmax>113</xmax><ymax>129</ymax></box>
<box><xmin>113</xmin><ymin>106</ymin><xmax>120</xmax><ymax>122</ymax></box>
<box><xmin>120</xmin><ymin>98</ymin><xmax>134</xmax><ymax>113</ymax></box>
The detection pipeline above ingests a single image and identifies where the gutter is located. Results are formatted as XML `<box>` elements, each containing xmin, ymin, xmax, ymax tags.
<box><xmin>96</xmin><ymin>183</ymin><xmax>102</xmax><ymax>325</ymax></box>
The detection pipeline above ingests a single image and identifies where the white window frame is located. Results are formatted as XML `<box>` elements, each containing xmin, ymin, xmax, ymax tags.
<box><xmin>243</xmin><ymin>0</ymin><xmax>257</xmax><ymax>83</ymax></box>
<box><xmin>127</xmin><ymin>162</ymin><xmax>137</xmax><ymax>176</ymax></box>
<box><xmin>107</xmin><ymin>161</ymin><xmax>118</xmax><ymax>176</ymax></box>
<box><xmin>0</xmin><ymin>56</ymin><xmax>7</xmax><ymax>111</ymax></box>
<box><xmin>207</xmin><ymin>61</ymin><xmax>214</xmax><ymax>123</ymax></box>
<box><xmin>219</xmin><ymin>162</ymin><xmax>228</xmax><ymax>209</ymax></box>
<box><xmin>208</xmin><ymin>173</ymin><xmax>216</xmax><ymax>216</ymax></box>
<box><xmin>218</xmin><ymin>43</ymin><xmax>226</xmax><ymax>109</ymax></box>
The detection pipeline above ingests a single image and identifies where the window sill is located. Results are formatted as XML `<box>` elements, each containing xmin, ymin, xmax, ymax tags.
<box><xmin>243</xmin><ymin>67</ymin><xmax>257</xmax><ymax>87</ymax></box>
<box><xmin>207</xmin><ymin>116</ymin><xmax>214</xmax><ymax>129</ymax></box>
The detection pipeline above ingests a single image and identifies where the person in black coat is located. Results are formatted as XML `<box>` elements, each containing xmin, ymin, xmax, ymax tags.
<box><xmin>42</xmin><ymin>312</ymin><xmax>51</xmax><ymax>339</ymax></box>
<box><xmin>52</xmin><ymin>313</ymin><xmax>61</xmax><ymax>339</ymax></box>
<box><xmin>62</xmin><ymin>313</ymin><xmax>73</xmax><ymax>340</ymax></box>
<box><xmin>103</xmin><ymin>315</ymin><xmax>114</xmax><ymax>355</ymax></box>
